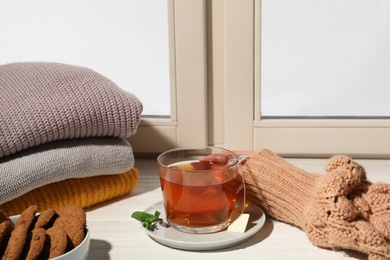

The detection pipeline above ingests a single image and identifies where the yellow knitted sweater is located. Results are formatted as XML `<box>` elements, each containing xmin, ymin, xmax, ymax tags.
<box><xmin>0</xmin><ymin>168</ymin><xmax>139</xmax><ymax>216</ymax></box>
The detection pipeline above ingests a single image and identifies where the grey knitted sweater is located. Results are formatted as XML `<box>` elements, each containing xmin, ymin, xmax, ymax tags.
<box><xmin>0</xmin><ymin>62</ymin><xmax>143</xmax><ymax>158</ymax></box>
<box><xmin>0</xmin><ymin>137</ymin><xmax>134</xmax><ymax>204</ymax></box>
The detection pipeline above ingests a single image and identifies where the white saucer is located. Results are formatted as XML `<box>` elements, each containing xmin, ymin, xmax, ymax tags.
<box><xmin>141</xmin><ymin>201</ymin><xmax>266</xmax><ymax>251</ymax></box>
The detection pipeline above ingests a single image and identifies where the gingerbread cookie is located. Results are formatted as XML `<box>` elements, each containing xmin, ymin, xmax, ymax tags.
<box><xmin>0</xmin><ymin>205</ymin><xmax>87</xmax><ymax>259</ymax></box>
<box><xmin>53</xmin><ymin>216</ymin><xmax>84</xmax><ymax>249</ymax></box>
<box><xmin>0</xmin><ymin>210</ymin><xmax>11</xmax><ymax>224</ymax></box>
<box><xmin>23</xmin><ymin>228</ymin><xmax>46</xmax><ymax>260</ymax></box>
<box><xmin>0</xmin><ymin>220</ymin><xmax>13</xmax><ymax>245</ymax></box>
<box><xmin>0</xmin><ymin>209</ymin><xmax>14</xmax><ymax>253</ymax></box>
<box><xmin>56</xmin><ymin>205</ymin><xmax>86</xmax><ymax>226</ymax></box>
<box><xmin>2</xmin><ymin>205</ymin><xmax>38</xmax><ymax>259</ymax></box>
<box><xmin>40</xmin><ymin>226</ymin><xmax>67</xmax><ymax>259</ymax></box>
<box><xmin>34</xmin><ymin>209</ymin><xmax>56</xmax><ymax>229</ymax></box>
<box><xmin>54</xmin><ymin>205</ymin><xmax>86</xmax><ymax>249</ymax></box>
<box><xmin>0</xmin><ymin>220</ymin><xmax>14</xmax><ymax>256</ymax></box>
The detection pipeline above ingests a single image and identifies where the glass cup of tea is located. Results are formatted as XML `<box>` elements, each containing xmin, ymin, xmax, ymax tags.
<box><xmin>157</xmin><ymin>147</ymin><xmax>246</xmax><ymax>234</ymax></box>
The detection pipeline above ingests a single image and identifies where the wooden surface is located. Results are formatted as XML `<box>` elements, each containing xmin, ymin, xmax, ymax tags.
<box><xmin>85</xmin><ymin>157</ymin><xmax>390</xmax><ymax>260</ymax></box>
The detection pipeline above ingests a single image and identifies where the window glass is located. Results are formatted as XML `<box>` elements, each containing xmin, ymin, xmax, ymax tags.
<box><xmin>0</xmin><ymin>0</ymin><xmax>170</xmax><ymax>116</ymax></box>
<box><xmin>261</xmin><ymin>0</ymin><xmax>390</xmax><ymax>117</ymax></box>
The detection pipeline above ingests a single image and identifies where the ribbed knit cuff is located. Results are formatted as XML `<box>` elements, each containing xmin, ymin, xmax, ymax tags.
<box><xmin>242</xmin><ymin>149</ymin><xmax>319</xmax><ymax>228</ymax></box>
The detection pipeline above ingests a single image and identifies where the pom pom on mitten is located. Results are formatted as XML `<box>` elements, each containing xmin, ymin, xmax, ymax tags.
<box><xmin>243</xmin><ymin>149</ymin><xmax>390</xmax><ymax>260</ymax></box>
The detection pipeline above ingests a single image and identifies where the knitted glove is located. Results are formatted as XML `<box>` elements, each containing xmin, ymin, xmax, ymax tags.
<box><xmin>243</xmin><ymin>149</ymin><xmax>390</xmax><ymax>260</ymax></box>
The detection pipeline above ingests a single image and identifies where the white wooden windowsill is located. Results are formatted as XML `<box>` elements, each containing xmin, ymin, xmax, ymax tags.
<box><xmin>85</xmin><ymin>157</ymin><xmax>389</xmax><ymax>260</ymax></box>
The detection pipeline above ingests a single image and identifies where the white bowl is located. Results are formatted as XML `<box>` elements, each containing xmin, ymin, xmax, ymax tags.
<box><xmin>9</xmin><ymin>214</ymin><xmax>90</xmax><ymax>260</ymax></box>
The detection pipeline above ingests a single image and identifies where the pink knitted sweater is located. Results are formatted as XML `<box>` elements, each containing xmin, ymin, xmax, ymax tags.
<box><xmin>0</xmin><ymin>62</ymin><xmax>143</xmax><ymax>158</ymax></box>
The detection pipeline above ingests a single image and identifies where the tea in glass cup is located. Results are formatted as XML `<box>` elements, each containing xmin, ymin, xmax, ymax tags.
<box><xmin>157</xmin><ymin>147</ymin><xmax>246</xmax><ymax>234</ymax></box>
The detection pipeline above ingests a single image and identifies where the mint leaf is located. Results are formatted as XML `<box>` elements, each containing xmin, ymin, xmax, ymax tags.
<box><xmin>131</xmin><ymin>211</ymin><xmax>155</xmax><ymax>222</ymax></box>
<box><xmin>131</xmin><ymin>210</ymin><xmax>162</xmax><ymax>231</ymax></box>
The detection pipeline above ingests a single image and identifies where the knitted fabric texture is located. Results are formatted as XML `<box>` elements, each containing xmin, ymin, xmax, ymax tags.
<box><xmin>0</xmin><ymin>137</ymin><xmax>134</xmax><ymax>204</ymax></box>
<box><xmin>0</xmin><ymin>168</ymin><xmax>139</xmax><ymax>216</ymax></box>
<box><xmin>243</xmin><ymin>149</ymin><xmax>390</xmax><ymax>260</ymax></box>
<box><xmin>0</xmin><ymin>62</ymin><xmax>143</xmax><ymax>158</ymax></box>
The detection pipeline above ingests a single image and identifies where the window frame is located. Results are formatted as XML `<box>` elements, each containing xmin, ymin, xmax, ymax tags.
<box><xmin>223</xmin><ymin>0</ymin><xmax>390</xmax><ymax>158</ymax></box>
<box><xmin>130</xmin><ymin>0</ymin><xmax>208</xmax><ymax>155</ymax></box>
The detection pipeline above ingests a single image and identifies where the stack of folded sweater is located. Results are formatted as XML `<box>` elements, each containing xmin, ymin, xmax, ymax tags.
<box><xmin>0</xmin><ymin>62</ymin><xmax>143</xmax><ymax>215</ymax></box>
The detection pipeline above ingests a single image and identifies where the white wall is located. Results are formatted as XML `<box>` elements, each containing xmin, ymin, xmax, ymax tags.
<box><xmin>0</xmin><ymin>0</ymin><xmax>170</xmax><ymax>116</ymax></box>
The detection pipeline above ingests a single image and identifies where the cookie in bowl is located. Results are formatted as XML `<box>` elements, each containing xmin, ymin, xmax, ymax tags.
<box><xmin>0</xmin><ymin>205</ymin><xmax>90</xmax><ymax>260</ymax></box>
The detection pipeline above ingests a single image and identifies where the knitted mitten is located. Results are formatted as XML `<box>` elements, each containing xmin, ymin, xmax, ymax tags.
<box><xmin>243</xmin><ymin>149</ymin><xmax>390</xmax><ymax>260</ymax></box>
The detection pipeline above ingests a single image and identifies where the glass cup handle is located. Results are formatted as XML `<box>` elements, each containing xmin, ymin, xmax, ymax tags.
<box><xmin>234</xmin><ymin>161</ymin><xmax>246</xmax><ymax>215</ymax></box>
